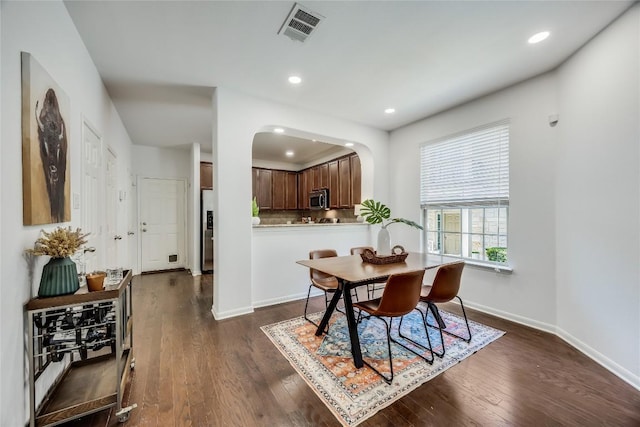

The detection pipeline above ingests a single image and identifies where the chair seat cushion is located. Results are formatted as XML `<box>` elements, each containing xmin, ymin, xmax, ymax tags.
<box><xmin>420</xmin><ymin>285</ymin><xmax>452</xmax><ymax>303</ymax></box>
<box><xmin>312</xmin><ymin>276</ymin><xmax>339</xmax><ymax>291</ymax></box>
<box><xmin>353</xmin><ymin>298</ymin><xmax>382</xmax><ymax>314</ymax></box>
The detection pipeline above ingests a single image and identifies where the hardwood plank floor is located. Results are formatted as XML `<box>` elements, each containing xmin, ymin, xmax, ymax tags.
<box><xmin>62</xmin><ymin>271</ymin><xmax>640</xmax><ymax>426</ymax></box>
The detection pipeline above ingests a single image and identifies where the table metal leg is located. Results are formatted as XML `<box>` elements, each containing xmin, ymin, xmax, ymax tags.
<box><xmin>341</xmin><ymin>280</ymin><xmax>363</xmax><ymax>368</ymax></box>
<box><xmin>315</xmin><ymin>287</ymin><xmax>343</xmax><ymax>336</ymax></box>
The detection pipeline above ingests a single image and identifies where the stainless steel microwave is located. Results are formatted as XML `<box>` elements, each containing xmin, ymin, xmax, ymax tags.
<box><xmin>309</xmin><ymin>188</ymin><xmax>329</xmax><ymax>210</ymax></box>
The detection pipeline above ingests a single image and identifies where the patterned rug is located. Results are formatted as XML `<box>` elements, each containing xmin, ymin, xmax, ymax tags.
<box><xmin>261</xmin><ymin>303</ymin><xmax>504</xmax><ymax>426</ymax></box>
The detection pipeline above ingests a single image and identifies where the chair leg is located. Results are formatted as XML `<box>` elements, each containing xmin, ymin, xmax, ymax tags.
<box><xmin>395</xmin><ymin>310</ymin><xmax>434</xmax><ymax>364</ymax></box>
<box><xmin>303</xmin><ymin>285</ymin><xmax>329</xmax><ymax>334</ymax></box>
<box><xmin>425</xmin><ymin>303</ymin><xmax>446</xmax><ymax>358</ymax></box>
<box><xmin>421</xmin><ymin>299</ymin><xmax>472</xmax><ymax>358</ymax></box>
<box><xmin>358</xmin><ymin>315</ymin><xmax>394</xmax><ymax>385</ymax></box>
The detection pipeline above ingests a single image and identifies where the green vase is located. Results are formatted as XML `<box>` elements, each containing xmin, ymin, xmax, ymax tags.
<box><xmin>38</xmin><ymin>257</ymin><xmax>80</xmax><ymax>297</ymax></box>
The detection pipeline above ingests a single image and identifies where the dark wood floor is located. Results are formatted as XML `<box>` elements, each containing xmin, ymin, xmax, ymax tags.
<box><xmin>64</xmin><ymin>270</ymin><xmax>640</xmax><ymax>426</ymax></box>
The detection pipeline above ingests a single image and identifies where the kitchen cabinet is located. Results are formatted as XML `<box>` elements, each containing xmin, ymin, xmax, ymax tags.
<box><xmin>200</xmin><ymin>162</ymin><xmax>213</xmax><ymax>189</ymax></box>
<box><xmin>26</xmin><ymin>271</ymin><xmax>136</xmax><ymax>426</ymax></box>
<box><xmin>319</xmin><ymin>163</ymin><xmax>329</xmax><ymax>189</ymax></box>
<box><xmin>338</xmin><ymin>156</ymin><xmax>351</xmax><ymax>208</ymax></box>
<box><xmin>297</xmin><ymin>172</ymin><xmax>307</xmax><ymax>209</ymax></box>
<box><xmin>271</xmin><ymin>170</ymin><xmax>286</xmax><ymax>210</ymax></box>
<box><xmin>350</xmin><ymin>154</ymin><xmax>361</xmax><ymax>205</ymax></box>
<box><xmin>285</xmin><ymin>172</ymin><xmax>298</xmax><ymax>209</ymax></box>
<box><xmin>255</xmin><ymin>153</ymin><xmax>361</xmax><ymax>211</ymax></box>
<box><xmin>272</xmin><ymin>170</ymin><xmax>297</xmax><ymax>210</ymax></box>
<box><xmin>252</xmin><ymin>168</ymin><xmax>272</xmax><ymax>210</ymax></box>
<box><xmin>328</xmin><ymin>160</ymin><xmax>339</xmax><ymax>208</ymax></box>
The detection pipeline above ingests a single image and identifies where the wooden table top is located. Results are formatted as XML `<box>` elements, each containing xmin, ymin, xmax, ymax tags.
<box><xmin>296</xmin><ymin>252</ymin><xmax>441</xmax><ymax>283</ymax></box>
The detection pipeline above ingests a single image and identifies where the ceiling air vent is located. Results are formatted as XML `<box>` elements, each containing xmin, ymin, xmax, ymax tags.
<box><xmin>278</xmin><ymin>3</ymin><xmax>324</xmax><ymax>43</ymax></box>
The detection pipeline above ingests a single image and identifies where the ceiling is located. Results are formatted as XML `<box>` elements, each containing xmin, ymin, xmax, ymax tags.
<box><xmin>65</xmin><ymin>1</ymin><xmax>633</xmax><ymax>157</ymax></box>
<box><xmin>252</xmin><ymin>133</ymin><xmax>351</xmax><ymax>166</ymax></box>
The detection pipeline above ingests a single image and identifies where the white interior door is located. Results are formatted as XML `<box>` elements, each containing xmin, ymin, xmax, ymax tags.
<box><xmin>105</xmin><ymin>148</ymin><xmax>119</xmax><ymax>268</ymax></box>
<box><xmin>82</xmin><ymin>119</ymin><xmax>102</xmax><ymax>274</ymax></box>
<box><xmin>139</xmin><ymin>178</ymin><xmax>186</xmax><ymax>272</ymax></box>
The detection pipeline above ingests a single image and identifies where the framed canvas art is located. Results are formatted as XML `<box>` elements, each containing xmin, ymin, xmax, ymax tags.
<box><xmin>21</xmin><ymin>52</ymin><xmax>71</xmax><ymax>225</ymax></box>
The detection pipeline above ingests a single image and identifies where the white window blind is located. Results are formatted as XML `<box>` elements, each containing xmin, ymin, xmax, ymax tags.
<box><xmin>420</xmin><ymin>120</ymin><xmax>509</xmax><ymax>207</ymax></box>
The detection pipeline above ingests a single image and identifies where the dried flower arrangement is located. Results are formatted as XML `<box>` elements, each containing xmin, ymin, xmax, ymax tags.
<box><xmin>27</xmin><ymin>227</ymin><xmax>89</xmax><ymax>258</ymax></box>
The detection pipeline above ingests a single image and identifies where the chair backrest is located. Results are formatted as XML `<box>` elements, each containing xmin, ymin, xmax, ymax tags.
<box><xmin>350</xmin><ymin>246</ymin><xmax>374</xmax><ymax>255</ymax></box>
<box><xmin>424</xmin><ymin>261</ymin><xmax>465</xmax><ymax>303</ymax></box>
<box><xmin>309</xmin><ymin>249</ymin><xmax>338</xmax><ymax>281</ymax></box>
<box><xmin>375</xmin><ymin>270</ymin><xmax>425</xmax><ymax>317</ymax></box>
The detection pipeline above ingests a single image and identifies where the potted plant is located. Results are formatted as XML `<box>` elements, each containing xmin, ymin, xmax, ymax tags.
<box><xmin>27</xmin><ymin>226</ymin><xmax>89</xmax><ymax>297</ymax></box>
<box><xmin>359</xmin><ymin>199</ymin><xmax>423</xmax><ymax>255</ymax></box>
<box><xmin>251</xmin><ymin>197</ymin><xmax>260</xmax><ymax>225</ymax></box>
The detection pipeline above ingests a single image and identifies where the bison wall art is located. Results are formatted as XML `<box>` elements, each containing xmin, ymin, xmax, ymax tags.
<box><xmin>22</xmin><ymin>52</ymin><xmax>71</xmax><ymax>225</ymax></box>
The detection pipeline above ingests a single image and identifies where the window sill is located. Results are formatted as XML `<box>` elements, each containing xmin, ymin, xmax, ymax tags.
<box><xmin>428</xmin><ymin>254</ymin><xmax>513</xmax><ymax>273</ymax></box>
<box><xmin>465</xmin><ymin>259</ymin><xmax>513</xmax><ymax>273</ymax></box>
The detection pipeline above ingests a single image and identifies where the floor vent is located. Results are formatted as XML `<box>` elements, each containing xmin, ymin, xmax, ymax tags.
<box><xmin>278</xmin><ymin>3</ymin><xmax>324</xmax><ymax>43</ymax></box>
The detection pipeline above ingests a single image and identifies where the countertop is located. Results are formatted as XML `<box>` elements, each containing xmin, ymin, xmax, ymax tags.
<box><xmin>253</xmin><ymin>222</ymin><xmax>369</xmax><ymax>228</ymax></box>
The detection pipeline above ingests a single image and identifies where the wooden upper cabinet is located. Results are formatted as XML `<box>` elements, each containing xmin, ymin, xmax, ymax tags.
<box><xmin>271</xmin><ymin>170</ymin><xmax>286</xmax><ymax>210</ymax></box>
<box><xmin>350</xmin><ymin>154</ymin><xmax>361</xmax><ymax>205</ymax></box>
<box><xmin>328</xmin><ymin>161</ymin><xmax>339</xmax><ymax>208</ymax></box>
<box><xmin>298</xmin><ymin>169</ymin><xmax>311</xmax><ymax>209</ymax></box>
<box><xmin>311</xmin><ymin>166</ymin><xmax>321</xmax><ymax>190</ymax></box>
<box><xmin>319</xmin><ymin>163</ymin><xmax>329</xmax><ymax>189</ymax></box>
<box><xmin>252</xmin><ymin>168</ymin><xmax>272</xmax><ymax>210</ymax></box>
<box><xmin>200</xmin><ymin>162</ymin><xmax>213</xmax><ymax>189</ymax></box>
<box><xmin>285</xmin><ymin>172</ymin><xmax>298</xmax><ymax>209</ymax></box>
<box><xmin>338</xmin><ymin>157</ymin><xmax>351</xmax><ymax>208</ymax></box>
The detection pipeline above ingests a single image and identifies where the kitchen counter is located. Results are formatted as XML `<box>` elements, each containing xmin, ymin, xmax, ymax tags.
<box><xmin>253</xmin><ymin>222</ymin><xmax>368</xmax><ymax>228</ymax></box>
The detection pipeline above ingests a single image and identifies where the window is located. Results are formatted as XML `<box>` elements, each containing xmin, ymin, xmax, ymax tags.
<box><xmin>420</xmin><ymin>120</ymin><xmax>509</xmax><ymax>266</ymax></box>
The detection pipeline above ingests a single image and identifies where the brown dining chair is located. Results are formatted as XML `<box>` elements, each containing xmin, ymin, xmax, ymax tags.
<box><xmin>304</xmin><ymin>249</ymin><xmax>358</xmax><ymax>331</ymax></box>
<box><xmin>352</xmin><ymin>269</ymin><xmax>433</xmax><ymax>385</ymax></box>
<box><xmin>419</xmin><ymin>261</ymin><xmax>471</xmax><ymax>358</ymax></box>
<box><xmin>350</xmin><ymin>246</ymin><xmax>385</xmax><ymax>299</ymax></box>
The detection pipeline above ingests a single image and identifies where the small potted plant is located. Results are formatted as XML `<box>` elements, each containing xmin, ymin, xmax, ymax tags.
<box><xmin>27</xmin><ymin>226</ymin><xmax>89</xmax><ymax>297</ymax></box>
<box><xmin>251</xmin><ymin>197</ymin><xmax>261</xmax><ymax>225</ymax></box>
<box><xmin>359</xmin><ymin>199</ymin><xmax>423</xmax><ymax>255</ymax></box>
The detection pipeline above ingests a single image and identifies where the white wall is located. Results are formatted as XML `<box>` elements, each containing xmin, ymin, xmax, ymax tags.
<box><xmin>0</xmin><ymin>1</ymin><xmax>134</xmax><ymax>425</ymax></box>
<box><xmin>252</xmin><ymin>225</ymin><xmax>371</xmax><ymax>307</ymax></box>
<box><xmin>131</xmin><ymin>144</ymin><xmax>190</xmax><ymax>179</ymax></box>
<box><xmin>389</xmin><ymin>5</ymin><xmax>639</xmax><ymax>388</ymax></box>
<box><xmin>212</xmin><ymin>88</ymin><xmax>389</xmax><ymax>319</ymax></box>
<box><xmin>391</xmin><ymin>73</ymin><xmax>559</xmax><ymax>329</ymax></box>
<box><xmin>556</xmin><ymin>5</ymin><xmax>639</xmax><ymax>386</ymax></box>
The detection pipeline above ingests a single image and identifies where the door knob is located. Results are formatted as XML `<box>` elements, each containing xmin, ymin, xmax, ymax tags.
<box><xmin>142</xmin><ymin>228</ymin><xmax>147</xmax><ymax>232</ymax></box>
<box><xmin>114</xmin><ymin>235</ymin><xmax>123</xmax><ymax>240</ymax></box>
<box><xmin>142</xmin><ymin>222</ymin><xmax>147</xmax><ymax>226</ymax></box>
<box><xmin>127</xmin><ymin>231</ymin><xmax>135</xmax><ymax>236</ymax></box>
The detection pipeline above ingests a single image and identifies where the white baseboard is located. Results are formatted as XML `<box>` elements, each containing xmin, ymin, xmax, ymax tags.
<box><xmin>191</xmin><ymin>270</ymin><xmax>202</xmax><ymax>277</ymax></box>
<box><xmin>465</xmin><ymin>301</ymin><xmax>640</xmax><ymax>391</ymax></box>
<box><xmin>464</xmin><ymin>301</ymin><xmax>557</xmax><ymax>334</ymax></box>
<box><xmin>555</xmin><ymin>326</ymin><xmax>640</xmax><ymax>391</ymax></box>
<box><xmin>211</xmin><ymin>305</ymin><xmax>254</xmax><ymax>320</ymax></box>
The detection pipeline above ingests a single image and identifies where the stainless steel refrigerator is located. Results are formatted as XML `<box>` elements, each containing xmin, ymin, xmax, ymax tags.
<box><xmin>201</xmin><ymin>189</ymin><xmax>214</xmax><ymax>272</ymax></box>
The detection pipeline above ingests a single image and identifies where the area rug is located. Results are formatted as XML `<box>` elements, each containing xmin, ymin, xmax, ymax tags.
<box><xmin>261</xmin><ymin>303</ymin><xmax>504</xmax><ymax>426</ymax></box>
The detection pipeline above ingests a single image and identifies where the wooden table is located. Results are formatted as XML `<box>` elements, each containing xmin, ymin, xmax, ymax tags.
<box><xmin>296</xmin><ymin>252</ymin><xmax>441</xmax><ymax>368</ymax></box>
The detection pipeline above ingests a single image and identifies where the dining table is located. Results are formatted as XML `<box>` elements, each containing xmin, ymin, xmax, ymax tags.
<box><xmin>296</xmin><ymin>252</ymin><xmax>441</xmax><ymax>369</ymax></box>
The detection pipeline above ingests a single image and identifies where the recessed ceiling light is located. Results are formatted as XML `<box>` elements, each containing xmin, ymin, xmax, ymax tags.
<box><xmin>345</xmin><ymin>142</ymin><xmax>354</xmax><ymax>147</ymax></box>
<box><xmin>274</xmin><ymin>128</ymin><xmax>284</xmax><ymax>133</ymax></box>
<box><xmin>285</xmin><ymin>150</ymin><xmax>294</xmax><ymax>157</ymax></box>
<box><xmin>384</xmin><ymin>108</ymin><xmax>396</xmax><ymax>114</ymax></box>
<box><xmin>288</xmin><ymin>75</ymin><xmax>302</xmax><ymax>84</ymax></box>
<box><xmin>528</xmin><ymin>31</ymin><xmax>550</xmax><ymax>44</ymax></box>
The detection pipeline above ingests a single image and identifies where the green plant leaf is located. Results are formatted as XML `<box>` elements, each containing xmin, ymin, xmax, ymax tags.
<box><xmin>360</xmin><ymin>199</ymin><xmax>390</xmax><ymax>224</ymax></box>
